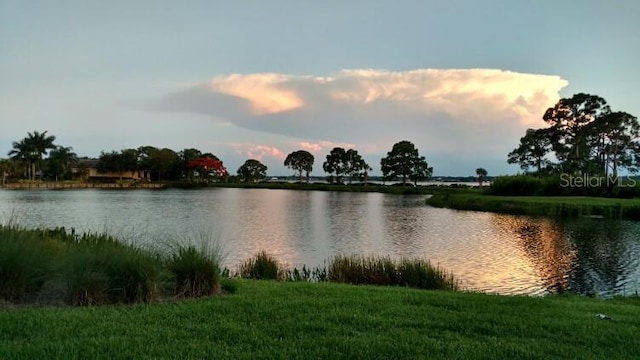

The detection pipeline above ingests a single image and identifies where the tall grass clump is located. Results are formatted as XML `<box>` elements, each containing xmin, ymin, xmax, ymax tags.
<box><xmin>397</xmin><ymin>259</ymin><xmax>459</xmax><ymax>291</ymax></box>
<box><xmin>328</xmin><ymin>254</ymin><xmax>398</xmax><ymax>286</ymax></box>
<box><xmin>328</xmin><ymin>254</ymin><xmax>458</xmax><ymax>291</ymax></box>
<box><xmin>239</xmin><ymin>251</ymin><xmax>281</xmax><ymax>280</ymax></box>
<box><xmin>61</xmin><ymin>247</ymin><xmax>110</xmax><ymax>306</ymax></box>
<box><xmin>167</xmin><ymin>245</ymin><xmax>222</xmax><ymax>297</ymax></box>
<box><xmin>0</xmin><ymin>227</ymin><xmax>53</xmax><ymax>302</ymax></box>
<box><xmin>59</xmin><ymin>233</ymin><xmax>161</xmax><ymax>306</ymax></box>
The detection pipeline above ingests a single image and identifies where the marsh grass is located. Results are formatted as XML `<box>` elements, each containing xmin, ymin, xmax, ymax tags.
<box><xmin>167</xmin><ymin>246</ymin><xmax>221</xmax><ymax>297</ymax></box>
<box><xmin>0</xmin><ymin>226</ymin><xmax>164</xmax><ymax>306</ymax></box>
<box><xmin>238</xmin><ymin>251</ymin><xmax>282</xmax><ymax>280</ymax></box>
<box><xmin>328</xmin><ymin>254</ymin><xmax>459</xmax><ymax>290</ymax></box>
<box><xmin>397</xmin><ymin>258</ymin><xmax>459</xmax><ymax>291</ymax></box>
<box><xmin>161</xmin><ymin>229</ymin><xmax>225</xmax><ymax>297</ymax></box>
<box><xmin>52</xmin><ymin>231</ymin><xmax>162</xmax><ymax>305</ymax></box>
<box><xmin>0</xmin><ymin>228</ymin><xmax>53</xmax><ymax>302</ymax></box>
<box><xmin>1</xmin><ymin>226</ymin><xmax>459</xmax><ymax>307</ymax></box>
<box><xmin>427</xmin><ymin>192</ymin><xmax>640</xmax><ymax>219</ymax></box>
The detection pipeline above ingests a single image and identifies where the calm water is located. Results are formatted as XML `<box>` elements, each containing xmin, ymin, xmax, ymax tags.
<box><xmin>1</xmin><ymin>188</ymin><xmax>639</xmax><ymax>296</ymax></box>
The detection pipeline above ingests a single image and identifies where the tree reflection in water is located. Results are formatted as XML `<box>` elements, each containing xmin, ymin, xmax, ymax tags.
<box><xmin>493</xmin><ymin>215</ymin><xmax>640</xmax><ymax>296</ymax></box>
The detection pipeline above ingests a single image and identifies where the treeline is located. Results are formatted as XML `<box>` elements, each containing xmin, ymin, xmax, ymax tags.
<box><xmin>499</xmin><ymin>93</ymin><xmax>640</xmax><ymax>197</ymax></box>
<box><xmin>508</xmin><ymin>93</ymin><xmax>639</xmax><ymax>176</ymax></box>
<box><xmin>0</xmin><ymin>135</ymin><xmax>231</xmax><ymax>183</ymax></box>
<box><xmin>3</xmin><ymin>134</ymin><xmax>438</xmax><ymax>185</ymax></box>
<box><xmin>95</xmin><ymin>147</ymin><xmax>227</xmax><ymax>182</ymax></box>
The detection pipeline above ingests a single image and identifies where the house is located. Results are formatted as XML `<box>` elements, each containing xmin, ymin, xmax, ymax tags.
<box><xmin>72</xmin><ymin>158</ymin><xmax>150</xmax><ymax>182</ymax></box>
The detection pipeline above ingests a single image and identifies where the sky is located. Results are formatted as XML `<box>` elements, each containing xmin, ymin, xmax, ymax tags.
<box><xmin>1</xmin><ymin>0</ymin><xmax>638</xmax><ymax>176</ymax></box>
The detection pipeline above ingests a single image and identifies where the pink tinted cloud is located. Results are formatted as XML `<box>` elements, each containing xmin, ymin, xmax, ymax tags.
<box><xmin>232</xmin><ymin>143</ymin><xmax>287</xmax><ymax>161</ymax></box>
<box><xmin>298</xmin><ymin>141</ymin><xmax>355</xmax><ymax>153</ymax></box>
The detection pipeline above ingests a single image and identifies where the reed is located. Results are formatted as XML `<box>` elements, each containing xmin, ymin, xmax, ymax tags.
<box><xmin>238</xmin><ymin>251</ymin><xmax>282</xmax><ymax>280</ymax></box>
<box><xmin>0</xmin><ymin>227</ymin><xmax>53</xmax><ymax>302</ymax></box>
<box><xmin>1</xmin><ymin>226</ymin><xmax>460</xmax><ymax>307</ymax></box>
<box><xmin>327</xmin><ymin>254</ymin><xmax>458</xmax><ymax>291</ymax></box>
<box><xmin>167</xmin><ymin>245</ymin><xmax>222</xmax><ymax>297</ymax></box>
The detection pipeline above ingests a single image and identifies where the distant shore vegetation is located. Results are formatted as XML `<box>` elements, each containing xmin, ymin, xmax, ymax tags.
<box><xmin>2</xmin><ymin>92</ymin><xmax>637</xmax><ymax>195</ymax></box>
<box><xmin>2</xmin><ymin>132</ymin><xmax>435</xmax><ymax>187</ymax></box>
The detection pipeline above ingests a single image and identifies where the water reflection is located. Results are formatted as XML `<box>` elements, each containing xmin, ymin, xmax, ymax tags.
<box><xmin>492</xmin><ymin>215</ymin><xmax>640</xmax><ymax>296</ymax></box>
<box><xmin>1</xmin><ymin>188</ymin><xmax>638</xmax><ymax>296</ymax></box>
<box><xmin>491</xmin><ymin>216</ymin><xmax>575</xmax><ymax>294</ymax></box>
<box><xmin>564</xmin><ymin>220</ymin><xmax>640</xmax><ymax>296</ymax></box>
<box><xmin>381</xmin><ymin>195</ymin><xmax>424</xmax><ymax>258</ymax></box>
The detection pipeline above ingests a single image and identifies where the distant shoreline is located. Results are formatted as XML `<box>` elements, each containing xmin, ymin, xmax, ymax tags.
<box><xmin>0</xmin><ymin>182</ymin><xmax>164</xmax><ymax>190</ymax></box>
<box><xmin>0</xmin><ymin>181</ymin><xmax>480</xmax><ymax>194</ymax></box>
<box><xmin>426</xmin><ymin>192</ymin><xmax>640</xmax><ymax>220</ymax></box>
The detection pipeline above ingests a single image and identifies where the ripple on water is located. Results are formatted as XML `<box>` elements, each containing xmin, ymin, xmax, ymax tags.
<box><xmin>1</xmin><ymin>188</ymin><xmax>639</xmax><ymax>296</ymax></box>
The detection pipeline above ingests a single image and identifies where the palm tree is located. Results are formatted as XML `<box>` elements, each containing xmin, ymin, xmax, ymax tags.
<box><xmin>47</xmin><ymin>146</ymin><xmax>78</xmax><ymax>181</ymax></box>
<box><xmin>476</xmin><ymin>168</ymin><xmax>488</xmax><ymax>187</ymax></box>
<box><xmin>27</xmin><ymin>131</ymin><xmax>56</xmax><ymax>179</ymax></box>
<box><xmin>8</xmin><ymin>139</ymin><xmax>33</xmax><ymax>179</ymax></box>
<box><xmin>8</xmin><ymin>131</ymin><xmax>56</xmax><ymax>180</ymax></box>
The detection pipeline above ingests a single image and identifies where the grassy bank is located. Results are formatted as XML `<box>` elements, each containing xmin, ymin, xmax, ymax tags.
<box><xmin>1</xmin><ymin>280</ymin><xmax>638</xmax><ymax>359</ymax></box>
<box><xmin>426</xmin><ymin>192</ymin><xmax>640</xmax><ymax>219</ymax></box>
<box><xmin>0</xmin><ymin>226</ymin><xmax>223</xmax><ymax>306</ymax></box>
<box><xmin>0</xmin><ymin>226</ymin><xmax>458</xmax><ymax>306</ymax></box>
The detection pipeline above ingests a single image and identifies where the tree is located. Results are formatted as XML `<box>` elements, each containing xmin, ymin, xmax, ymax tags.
<box><xmin>46</xmin><ymin>146</ymin><xmax>78</xmax><ymax>181</ymax></box>
<box><xmin>344</xmin><ymin>149</ymin><xmax>371</xmax><ymax>184</ymax></box>
<box><xmin>237</xmin><ymin>159</ymin><xmax>268</xmax><ymax>183</ymax></box>
<box><xmin>585</xmin><ymin>111</ymin><xmax>640</xmax><ymax>176</ymax></box>
<box><xmin>510</xmin><ymin>94</ymin><xmax>640</xmax><ymax>176</ymax></box>
<box><xmin>8</xmin><ymin>130</ymin><xmax>56</xmax><ymax>180</ymax></box>
<box><xmin>187</xmin><ymin>156</ymin><xmax>228</xmax><ymax>182</ymax></box>
<box><xmin>119</xmin><ymin>148</ymin><xmax>140</xmax><ymax>173</ymax></box>
<box><xmin>0</xmin><ymin>158</ymin><xmax>12</xmax><ymax>186</ymax></box>
<box><xmin>476</xmin><ymin>168</ymin><xmax>488</xmax><ymax>187</ymax></box>
<box><xmin>7</xmin><ymin>139</ymin><xmax>30</xmax><ymax>179</ymax></box>
<box><xmin>380</xmin><ymin>140</ymin><xmax>432</xmax><ymax>185</ymax></box>
<box><xmin>323</xmin><ymin>147</ymin><xmax>347</xmax><ymax>184</ymax></box>
<box><xmin>543</xmin><ymin>93</ymin><xmax>609</xmax><ymax>173</ymax></box>
<box><xmin>179</xmin><ymin>148</ymin><xmax>202</xmax><ymax>180</ymax></box>
<box><xmin>284</xmin><ymin>150</ymin><xmax>314</xmax><ymax>183</ymax></box>
<box><xmin>97</xmin><ymin>149</ymin><xmax>139</xmax><ymax>180</ymax></box>
<box><xmin>507</xmin><ymin>128</ymin><xmax>553</xmax><ymax>174</ymax></box>
<box><xmin>138</xmin><ymin>146</ymin><xmax>180</xmax><ymax>181</ymax></box>
<box><xmin>410</xmin><ymin>159</ymin><xmax>433</xmax><ymax>186</ymax></box>
<box><xmin>323</xmin><ymin>147</ymin><xmax>371</xmax><ymax>185</ymax></box>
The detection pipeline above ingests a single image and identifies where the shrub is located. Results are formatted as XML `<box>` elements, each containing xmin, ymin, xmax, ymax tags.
<box><xmin>168</xmin><ymin>246</ymin><xmax>221</xmax><ymax>297</ymax></box>
<box><xmin>488</xmin><ymin>175</ymin><xmax>545</xmax><ymax>196</ymax></box>
<box><xmin>239</xmin><ymin>251</ymin><xmax>281</xmax><ymax>280</ymax></box>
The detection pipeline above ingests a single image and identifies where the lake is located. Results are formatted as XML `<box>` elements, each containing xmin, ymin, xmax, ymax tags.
<box><xmin>1</xmin><ymin>188</ymin><xmax>639</xmax><ymax>296</ymax></box>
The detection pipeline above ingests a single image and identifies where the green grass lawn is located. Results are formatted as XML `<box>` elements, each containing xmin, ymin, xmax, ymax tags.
<box><xmin>1</xmin><ymin>280</ymin><xmax>638</xmax><ymax>359</ymax></box>
<box><xmin>427</xmin><ymin>192</ymin><xmax>640</xmax><ymax>219</ymax></box>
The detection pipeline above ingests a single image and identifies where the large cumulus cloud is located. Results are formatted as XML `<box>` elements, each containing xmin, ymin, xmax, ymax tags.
<box><xmin>154</xmin><ymin>68</ymin><xmax>567</xmax><ymax>169</ymax></box>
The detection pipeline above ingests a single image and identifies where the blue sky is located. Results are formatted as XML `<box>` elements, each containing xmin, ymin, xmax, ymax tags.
<box><xmin>1</xmin><ymin>0</ymin><xmax>638</xmax><ymax>176</ymax></box>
